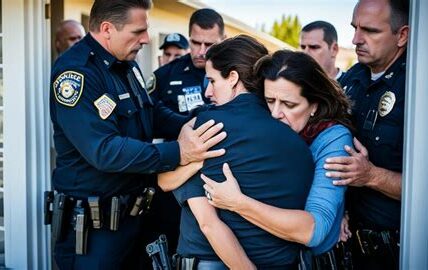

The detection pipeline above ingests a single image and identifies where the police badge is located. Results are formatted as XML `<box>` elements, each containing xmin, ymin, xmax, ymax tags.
<box><xmin>146</xmin><ymin>74</ymin><xmax>157</xmax><ymax>94</ymax></box>
<box><xmin>53</xmin><ymin>71</ymin><xmax>84</xmax><ymax>107</ymax></box>
<box><xmin>378</xmin><ymin>91</ymin><xmax>396</xmax><ymax>117</ymax></box>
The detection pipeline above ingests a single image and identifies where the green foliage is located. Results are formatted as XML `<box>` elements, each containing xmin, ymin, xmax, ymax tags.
<box><xmin>268</xmin><ymin>14</ymin><xmax>302</xmax><ymax>48</ymax></box>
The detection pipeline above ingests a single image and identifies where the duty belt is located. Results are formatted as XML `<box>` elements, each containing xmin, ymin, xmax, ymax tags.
<box><xmin>44</xmin><ymin>188</ymin><xmax>156</xmax><ymax>254</ymax></box>
<box><xmin>354</xmin><ymin>228</ymin><xmax>399</xmax><ymax>267</ymax></box>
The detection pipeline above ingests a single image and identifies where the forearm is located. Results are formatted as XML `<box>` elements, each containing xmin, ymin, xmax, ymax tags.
<box><xmin>200</xmin><ymin>218</ymin><xmax>255</xmax><ymax>269</ymax></box>
<box><xmin>367</xmin><ymin>166</ymin><xmax>401</xmax><ymax>200</ymax></box>
<box><xmin>157</xmin><ymin>162</ymin><xmax>203</xmax><ymax>191</ymax></box>
<box><xmin>235</xmin><ymin>194</ymin><xmax>315</xmax><ymax>245</ymax></box>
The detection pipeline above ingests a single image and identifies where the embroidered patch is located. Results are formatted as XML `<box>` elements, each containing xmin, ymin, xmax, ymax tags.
<box><xmin>94</xmin><ymin>94</ymin><xmax>117</xmax><ymax>120</ymax></box>
<box><xmin>53</xmin><ymin>71</ymin><xmax>84</xmax><ymax>107</ymax></box>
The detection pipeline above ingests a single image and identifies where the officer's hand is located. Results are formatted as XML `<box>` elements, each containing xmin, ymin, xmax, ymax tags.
<box><xmin>177</xmin><ymin>118</ymin><xmax>227</xmax><ymax>165</ymax></box>
<box><xmin>324</xmin><ymin>137</ymin><xmax>375</xmax><ymax>187</ymax></box>
<box><xmin>339</xmin><ymin>212</ymin><xmax>352</xmax><ymax>242</ymax></box>
<box><xmin>201</xmin><ymin>163</ymin><xmax>245</xmax><ymax>212</ymax></box>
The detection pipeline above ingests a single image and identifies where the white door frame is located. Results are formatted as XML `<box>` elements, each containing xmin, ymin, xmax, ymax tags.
<box><xmin>3</xmin><ymin>0</ymin><xmax>51</xmax><ymax>268</ymax></box>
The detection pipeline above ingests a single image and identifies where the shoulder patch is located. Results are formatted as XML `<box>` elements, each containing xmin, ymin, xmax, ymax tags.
<box><xmin>94</xmin><ymin>94</ymin><xmax>117</xmax><ymax>120</ymax></box>
<box><xmin>53</xmin><ymin>71</ymin><xmax>84</xmax><ymax>107</ymax></box>
<box><xmin>146</xmin><ymin>74</ymin><xmax>157</xmax><ymax>94</ymax></box>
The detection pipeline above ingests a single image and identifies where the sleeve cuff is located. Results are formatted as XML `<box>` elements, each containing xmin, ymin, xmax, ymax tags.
<box><xmin>154</xmin><ymin>141</ymin><xmax>180</xmax><ymax>172</ymax></box>
<box><xmin>307</xmin><ymin>213</ymin><xmax>322</xmax><ymax>247</ymax></box>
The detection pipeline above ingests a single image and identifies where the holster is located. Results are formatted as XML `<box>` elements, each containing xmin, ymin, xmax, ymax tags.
<box><xmin>51</xmin><ymin>193</ymin><xmax>69</xmax><ymax>242</ymax></box>
<box><xmin>43</xmin><ymin>191</ymin><xmax>54</xmax><ymax>225</ymax></box>
<box><xmin>146</xmin><ymin>234</ymin><xmax>172</xmax><ymax>270</ymax></box>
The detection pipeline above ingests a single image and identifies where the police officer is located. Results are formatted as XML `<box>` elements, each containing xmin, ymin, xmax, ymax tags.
<box><xmin>148</xmin><ymin>8</ymin><xmax>226</xmax><ymax>115</ymax></box>
<box><xmin>324</xmin><ymin>0</ymin><xmax>409</xmax><ymax>269</ymax></box>
<box><xmin>159</xmin><ymin>33</ymin><xmax>189</xmax><ymax>66</ymax></box>
<box><xmin>299</xmin><ymin>20</ymin><xmax>345</xmax><ymax>81</ymax></box>
<box><xmin>50</xmin><ymin>0</ymin><xmax>226</xmax><ymax>269</ymax></box>
<box><xmin>55</xmin><ymin>19</ymin><xmax>86</xmax><ymax>56</ymax></box>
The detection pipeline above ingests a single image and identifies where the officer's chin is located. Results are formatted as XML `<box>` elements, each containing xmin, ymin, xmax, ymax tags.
<box><xmin>125</xmin><ymin>51</ymin><xmax>139</xmax><ymax>61</ymax></box>
<box><xmin>193</xmin><ymin>59</ymin><xmax>206</xmax><ymax>69</ymax></box>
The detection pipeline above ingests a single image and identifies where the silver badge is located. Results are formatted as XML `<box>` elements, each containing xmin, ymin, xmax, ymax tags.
<box><xmin>378</xmin><ymin>91</ymin><xmax>396</xmax><ymax>117</ymax></box>
<box><xmin>146</xmin><ymin>74</ymin><xmax>156</xmax><ymax>94</ymax></box>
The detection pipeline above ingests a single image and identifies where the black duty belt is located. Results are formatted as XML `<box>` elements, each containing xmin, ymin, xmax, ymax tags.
<box><xmin>352</xmin><ymin>228</ymin><xmax>400</xmax><ymax>268</ymax></box>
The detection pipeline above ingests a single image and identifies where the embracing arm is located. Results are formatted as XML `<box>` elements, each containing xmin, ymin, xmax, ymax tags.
<box><xmin>188</xmin><ymin>197</ymin><xmax>255</xmax><ymax>270</ymax></box>
<box><xmin>234</xmin><ymin>195</ymin><xmax>315</xmax><ymax>245</ymax></box>
<box><xmin>202</xmin><ymin>163</ymin><xmax>315</xmax><ymax>245</ymax></box>
<box><xmin>203</xmin><ymin>126</ymin><xmax>351</xmax><ymax>247</ymax></box>
<box><xmin>158</xmin><ymin>161</ymin><xmax>203</xmax><ymax>191</ymax></box>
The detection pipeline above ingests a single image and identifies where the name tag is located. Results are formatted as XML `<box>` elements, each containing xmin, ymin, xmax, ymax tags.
<box><xmin>118</xmin><ymin>93</ymin><xmax>130</xmax><ymax>100</ymax></box>
<box><xmin>170</xmin><ymin>81</ymin><xmax>182</xmax><ymax>86</ymax></box>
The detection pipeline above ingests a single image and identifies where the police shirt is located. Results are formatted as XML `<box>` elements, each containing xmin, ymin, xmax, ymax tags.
<box><xmin>341</xmin><ymin>51</ymin><xmax>406</xmax><ymax>230</ymax></box>
<box><xmin>173</xmin><ymin>93</ymin><xmax>314</xmax><ymax>268</ymax></box>
<box><xmin>149</xmin><ymin>53</ymin><xmax>209</xmax><ymax>114</ymax></box>
<box><xmin>50</xmin><ymin>34</ymin><xmax>184</xmax><ymax>199</ymax></box>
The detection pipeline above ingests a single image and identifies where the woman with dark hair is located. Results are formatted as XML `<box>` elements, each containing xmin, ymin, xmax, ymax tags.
<box><xmin>202</xmin><ymin>50</ymin><xmax>354</xmax><ymax>269</ymax></box>
<box><xmin>158</xmin><ymin>37</ymin><xmax>315</xmax><ymax>269</ymax></box>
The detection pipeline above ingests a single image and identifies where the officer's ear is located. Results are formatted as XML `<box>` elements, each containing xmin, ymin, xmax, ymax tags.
<box><xmin>99</xmin><ymin>21</ymin><xmax>115</xmax><ymax>40</ymax></box>
<box><xmin>330</xmin><ymin>42</ymin><xmax>339</xmax><ymax>58</ymax></box>
<box><xmin>396</xmin><ymin>25</ymin><xmax>409</xmax><ymax>48</ymax></box>
<box><xmin>228</xmin><ymin>70</ymin><xmax>239</xmax><ymax>88</ymax></box>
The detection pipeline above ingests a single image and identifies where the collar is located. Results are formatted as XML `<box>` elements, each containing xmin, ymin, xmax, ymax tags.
<box><xmin>335</xmin><ymin>69</ymin><xmax>343</xmax><ymax>80</ymax></box>
<box><xmin>378</xmin><ymin>50</ymin><xmax>407</xmax><ymax>87</ymax></box>
<box><xmin>84</xmin><ymin>33</ymin><xmax>118</xmax><ymax>69</ymax></box>
<box><xmin>214</xmin><ymin>92</ymin><xmax>265</xmax><ymax>110</ymax></box>
<box><xmin>347</xmin><ymin>50</ymin><xmax>407</xmax><ymax>89</ymax></box>
<box><xmin>181</xmin><ymin>53</ymin><xmax>205</xmax><ymax>74</ymax></box>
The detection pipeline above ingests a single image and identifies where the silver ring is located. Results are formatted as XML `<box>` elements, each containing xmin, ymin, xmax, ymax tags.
<box><xmin>205</xmin><ymin>190</ymin><xmax>212</xmax><ymax>201</ymax></box>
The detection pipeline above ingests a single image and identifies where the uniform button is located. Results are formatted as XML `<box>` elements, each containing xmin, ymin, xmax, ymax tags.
<box><xmin>128</xmin><ymin>110</ymin><xmax>132</xmax><ymax>115</ymax></box>
<box><xmin>375</xmin><ymin>136</ymin><xmax>380</xmax><ymax>141</ymax></box>
<box><xmin>366</xmin><ymin>94</ymin><xmax>370</xmax><ymax>97</ymax></box>
<box><xmin>104</xmin><ymin>60</ymin><xmax>110</xmax><ymax>66</ymax></box>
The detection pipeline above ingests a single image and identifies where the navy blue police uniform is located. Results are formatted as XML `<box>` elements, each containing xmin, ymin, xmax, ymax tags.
<box><xmin>50</xmin><ymin>34</ymin><xmax>186</xmax><ymax>270</ymax></box>
<box><xmin>145</xmin><ymin>53</ymin><xmax>209</xmax><ymax>258</ymax></box>
<box><xmin>173</xmin><ymin>93</ymin><xmax>314</xmax><ymax>269</ymax></box>
<box><xmin>340</xmin><ymin>51</ymin><xmax>406</xmax><ymax>270</ymax></box>
<box><xmin>149</xmin><ymin>53</ymin><xmax>209</xmax><ymax>115</ymax></box>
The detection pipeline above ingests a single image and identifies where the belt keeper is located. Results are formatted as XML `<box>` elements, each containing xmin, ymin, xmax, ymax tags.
<box><xmin>110</xmin><ymin>196</ymin><xmax>120</xmax><ymax>231</ymax></box>
<box><xmin>130</xmin><ymin>196</ymin><xmax>144</xmax><ymax>216</ymax></box>
<box><xmin>88</xmin><ymin>196</ymin><xmax>102</xmax><ymax>229</ymax></box>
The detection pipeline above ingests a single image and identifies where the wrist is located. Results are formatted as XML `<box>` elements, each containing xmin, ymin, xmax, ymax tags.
<box><xmin>365</xmin><ymin>164</ymin><xmax>381</xmax><ymax>188</ymax></box>
<box><xmin>232</xmin><ymin>193</ymin><xmax>249</xmax><ymax>213</ymax></box>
